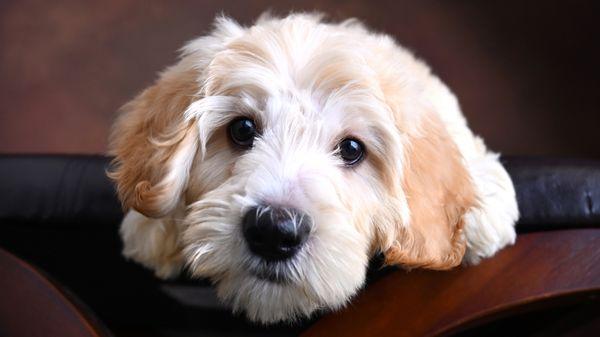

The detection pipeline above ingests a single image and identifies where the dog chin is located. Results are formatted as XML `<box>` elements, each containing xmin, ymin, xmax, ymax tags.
<box><xmin>244</xmin><ymin>258</ymin><xmax>296</xmax><ymax>284</ymax></box>
<box><xmin>215</xmin><ymin>273</ymin><xmax>321</xmax><ymax>324</ymax></box>
<box><xmin>211</xmin><ymin>257</ymin><xmax>364</xmax><ymax>324</ymax></box>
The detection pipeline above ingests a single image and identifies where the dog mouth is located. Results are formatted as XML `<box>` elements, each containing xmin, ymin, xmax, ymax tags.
<box><xmin>244</xmin><ymin>258</ymin><xmax>295</xmax><ymax>284</ymax></box>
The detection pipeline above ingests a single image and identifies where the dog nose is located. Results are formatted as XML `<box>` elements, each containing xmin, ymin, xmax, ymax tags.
<box><xmin>242</xmin><ymin>206</ymin><xmax>311</xmax><ymax>261</ymax></box>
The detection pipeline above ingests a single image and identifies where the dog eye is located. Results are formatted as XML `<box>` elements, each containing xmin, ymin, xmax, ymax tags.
<box><xmin>338</xmin><ymin>138</ymin><xmax>365</xmax><ymax>166</ymax></box>
<box><xmin>229</xmin><ymin>117</ymin><xmax>257</xmax><ymax>148</ymax></box>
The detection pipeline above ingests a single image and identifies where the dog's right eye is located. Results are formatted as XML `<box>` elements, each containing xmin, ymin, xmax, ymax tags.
<box><xmin>228</xmin><ymin>117</ymin><xmax>257</xmax><ymax>148</ymax></box>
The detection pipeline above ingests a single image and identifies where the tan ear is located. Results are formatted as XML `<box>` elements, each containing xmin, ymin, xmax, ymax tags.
<box><xmin>108</xmin><ymin>66</ymin><xmax>199</xmax><ymax>218</ymax></box>
<box><xmin>384</xmin><ymin>111</ymin><xmax>476</xmax><ymax>270</ymax></box>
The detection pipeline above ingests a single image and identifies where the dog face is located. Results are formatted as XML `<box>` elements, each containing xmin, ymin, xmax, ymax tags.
<box><xmin>110</xmin><ymin>14</ymin><xmax>516</xmax><ymax>323</ymax></box>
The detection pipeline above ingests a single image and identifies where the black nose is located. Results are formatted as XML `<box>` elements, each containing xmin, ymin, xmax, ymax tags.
<box><xmin>242</xmin><ymin>206</ymin><xmax>311</xmax><ymax>261</ymax></box>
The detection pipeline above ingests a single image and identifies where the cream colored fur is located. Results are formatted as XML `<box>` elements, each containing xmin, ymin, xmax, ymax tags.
<box><xmin>111</xmin><ymin>13</ymin><xmax>518</xmax><ymax>323</ymax></box>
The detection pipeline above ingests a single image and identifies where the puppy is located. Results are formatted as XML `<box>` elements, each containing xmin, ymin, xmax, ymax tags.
<box><xmin>109</xmin><ymin>13</ymin><xmax>518</xmax><ymax>323</ymax></box>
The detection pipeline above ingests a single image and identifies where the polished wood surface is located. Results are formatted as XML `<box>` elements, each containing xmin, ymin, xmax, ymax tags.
<box><xmin>302</xmin><ymin>229</ymin><xmax>600</xmax><ymax>337</ymax></box>
<box><xmin>0</xmin><ymin>248</ymin><xmax>112</xmax><ymax>337</ymax></box>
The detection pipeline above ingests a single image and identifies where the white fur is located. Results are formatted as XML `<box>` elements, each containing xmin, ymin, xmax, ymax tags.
<box><xmin>117</xmin><ymin>13</ymin><xmax>518</xmax><ymax>324</ymax></box>
<box><xmin>120</xmin><ymin>210</ymin><xmax>183</xmax><ymax>278</ymax></box>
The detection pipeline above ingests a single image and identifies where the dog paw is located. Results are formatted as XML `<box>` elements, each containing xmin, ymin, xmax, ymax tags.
<box><xmin>462</xmin><ymin>152</ymin><xmax>519</xmax><ymax>265</ymax></box>
<box><xmin>120</xmin><ymin>210</ymin><xmax>184</xmax><ymax>279</ymax></box>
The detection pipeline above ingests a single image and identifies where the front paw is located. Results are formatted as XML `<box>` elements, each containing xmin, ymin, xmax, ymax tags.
<box><xmin>462</xmin><ymin>208</ymin><xmax>517</xmax><ymax>265</ymax></box>
<box><xmin>120</xmin><ymin>210</ymin><xmax>184</xmax><ymax>279</ymax></box>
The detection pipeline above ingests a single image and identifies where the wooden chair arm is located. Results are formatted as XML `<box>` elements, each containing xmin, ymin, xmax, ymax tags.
<box><xmin>302</xmin><ymin>229</ymin><xmax>600</xmax><ymax>337</ymax></box>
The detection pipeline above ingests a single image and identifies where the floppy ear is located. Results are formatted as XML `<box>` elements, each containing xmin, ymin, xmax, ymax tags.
<box><xmin>383</xmin><ymin>109</ymin><xmax>476</xmax><ymax>270</ymax></box>
<box><xmin>108</xmin><ymin>67</ymin><xmax>199</xmax><ymax>218</ymax></box>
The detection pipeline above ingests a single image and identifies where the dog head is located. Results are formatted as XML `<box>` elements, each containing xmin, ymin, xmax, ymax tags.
<box><xmin>109</xmin><ymin>14</ymin><xmax>476</xmax><ymax>323</ymax></box>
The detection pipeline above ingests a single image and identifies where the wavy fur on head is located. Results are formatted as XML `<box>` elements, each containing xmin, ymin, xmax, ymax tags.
<box><xmin>109</xmin><ymin>13</ymin><xmax>518</xmax><ymax>323</ymax></box>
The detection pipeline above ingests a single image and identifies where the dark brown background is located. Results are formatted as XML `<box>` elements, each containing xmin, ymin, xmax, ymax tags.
<box><xmin>1</xmin><ymin>0</ymin><xmax>599</xmax><ymax>156</ymax></box>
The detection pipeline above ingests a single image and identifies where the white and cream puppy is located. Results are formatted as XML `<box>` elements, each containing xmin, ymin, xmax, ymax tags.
<box><xmin>109</xmin><ymin>13</ymin><xmax>518</xmax><ymax>323</ymax></box>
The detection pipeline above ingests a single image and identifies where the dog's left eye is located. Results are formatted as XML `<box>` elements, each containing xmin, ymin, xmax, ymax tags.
<box><xmin>229</xmin><ymin>117</ymin><xmax>257</xmax><ymax>148</ymax></box>
<box><xmin>338</xmin><ymin>138</ymin><xmax>365</xmax><ymax>166</ymax></box>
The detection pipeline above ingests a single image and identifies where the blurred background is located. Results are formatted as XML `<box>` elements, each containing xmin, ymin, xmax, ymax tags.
<box><xmin>0</xmin><ymin>0</ymin><xmax>599</xmax><ymax>157</ymax></box>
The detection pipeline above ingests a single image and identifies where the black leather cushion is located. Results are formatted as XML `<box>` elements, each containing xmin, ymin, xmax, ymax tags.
<box><xmin>0</xmin><ymin>155</ymin><xmax>122</xmax><ymax>227</ymax></box>
<box><xmin>1</xmin><ymin>155</ymin><xmax>599</xmax><ymax>231</ymax></box>
<box><xmin>503</xmin><ymin>157</ymin><xmax>600</xmax><ymax>231</ymax></box>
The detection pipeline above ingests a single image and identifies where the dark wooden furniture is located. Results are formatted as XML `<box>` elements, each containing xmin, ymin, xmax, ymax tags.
<box><xmin>302</xmin><ymin>230</ymin><xmax>600</xmax><ymax>337</ymax></box>
<box><xmin>0</xmin><ymin>247</ymin><xmax>112</xmax><ymax>337</ymax></box>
